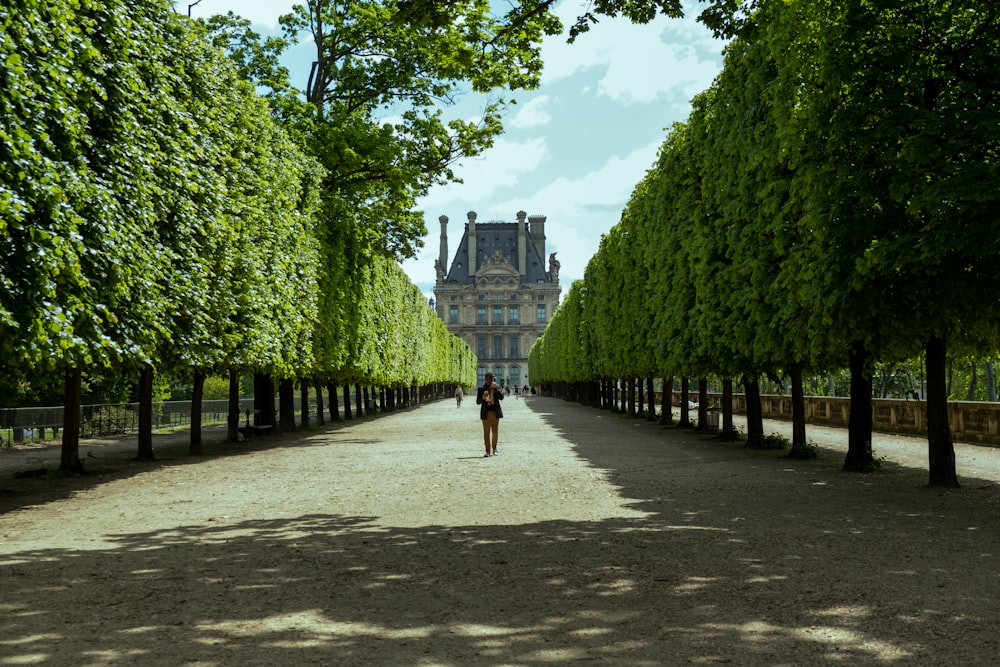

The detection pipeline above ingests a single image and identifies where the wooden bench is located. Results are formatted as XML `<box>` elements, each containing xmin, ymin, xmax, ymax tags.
<box><xmin>237</xmin><ymin>409</ymin><xmax>275</xmax><ymax>441</ymax></box>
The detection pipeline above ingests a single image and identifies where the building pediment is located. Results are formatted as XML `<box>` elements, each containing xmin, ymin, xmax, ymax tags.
<box><xmin>473</xmin><ymin>250</ymin><xmax>518</xmax><ymax>288</ymax></box>
<box><xmin>475</xmin><ymin>250</ymin><xmax>519</xmax><ymax>278</ymax></box>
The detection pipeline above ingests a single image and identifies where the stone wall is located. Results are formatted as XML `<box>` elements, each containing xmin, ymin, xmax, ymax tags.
<box><xmin>705</xmin><ymin>393</ymin><xmax>1000</xmax><ymax>446</ymax></box>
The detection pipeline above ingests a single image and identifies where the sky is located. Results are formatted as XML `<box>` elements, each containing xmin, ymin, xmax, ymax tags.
<box><xmin>176</xmin><ymin>0</ymin><xmax>726</xmax><ymax>297</ymax></box>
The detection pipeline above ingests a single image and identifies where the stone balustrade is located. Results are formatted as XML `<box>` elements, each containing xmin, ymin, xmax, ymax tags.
<box><xmin>701</xmin><ymin>393</ymin><xmax>1000</xmax><ymax>446</ymax></box>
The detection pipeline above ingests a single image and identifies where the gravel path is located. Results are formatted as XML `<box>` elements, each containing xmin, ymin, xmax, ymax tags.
<box><xmin>1</xmin><ymin>396</ymin><xmax>998</xmax><ymax>665</ymax></box>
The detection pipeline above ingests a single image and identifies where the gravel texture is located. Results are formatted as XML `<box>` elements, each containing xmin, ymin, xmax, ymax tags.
<box><xmin>1</xmin><ymin>395</ymin><xmax>999</xmax><ymax>666</ymax></box>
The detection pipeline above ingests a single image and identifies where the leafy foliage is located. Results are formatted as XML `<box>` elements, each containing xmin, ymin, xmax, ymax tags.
<box><xmin>530</xmin><ymin>0</ymin><xmax>1000</xmax><ymax>488</ymax></box>
<box><xmin>1</xmin><ymin>0</ymin><xmax>477</xmax><ymax>417</ymax></box>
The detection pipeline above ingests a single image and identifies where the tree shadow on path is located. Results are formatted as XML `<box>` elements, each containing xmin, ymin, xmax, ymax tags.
<box><xmin>2</xmin><ymin>398</ymin><xmax>999</xmax><ymax>665</ymax></box>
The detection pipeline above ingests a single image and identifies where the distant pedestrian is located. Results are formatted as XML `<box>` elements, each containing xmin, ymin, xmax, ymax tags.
<box><xmin>455</xmin><ymin>386</ymin><xmax>463</xmax><ymax>408</ymax></box>
<box><xmin>476</xmin><ymin>372</ymin><xmax>504</xmax><ymax>457</ymax></box>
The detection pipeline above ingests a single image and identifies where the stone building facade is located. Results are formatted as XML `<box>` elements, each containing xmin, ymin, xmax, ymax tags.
<box><xmin>433</xmin><ymin>210</ymin><xmax>561</xmax><ymax>389</ymax></box>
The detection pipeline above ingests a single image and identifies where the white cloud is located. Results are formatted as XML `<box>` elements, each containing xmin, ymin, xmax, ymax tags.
<box><xmin>509</xmin><ymin>96</ymin><xmax>553</xmax><ymax>129</ymax></box>
<box><xmin>530</xmin><ymin>139</ymin><xmax>660</xmax><ymax>209</ymax></box>
<box><xmin>418</xmin><ymin>136</ymin><xmax>548</xmax><ymax>212</ymax></box>
<box><xmin>541</xmin><ymin>3</ymin><xmax>722</xmax><ymax>104</ymax></box>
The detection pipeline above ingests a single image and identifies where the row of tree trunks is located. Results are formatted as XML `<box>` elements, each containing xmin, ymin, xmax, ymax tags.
<box><xmin>54</xmin><ymin>357</ymin><xmax>958</xmax><ymax>488</ymax></box>
<box><xmin>542</xmin><ymin>358</ymin><xmax>958</xmax><ymax>488</ymax></box>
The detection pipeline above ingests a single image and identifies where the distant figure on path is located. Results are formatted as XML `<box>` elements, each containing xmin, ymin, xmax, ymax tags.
<box><xmin>476</xmin><ymin>372</ymin><xmax>504</xmax><ymax>457</ymax></box>
<box><xmin>455</xmin><ymin>386</ymin><xmax>463</xmax><ymax>408</ymax></box>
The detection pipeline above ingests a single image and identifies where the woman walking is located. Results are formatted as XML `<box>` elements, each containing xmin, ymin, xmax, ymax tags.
<box><xmin>476</xmin><ymin>373</ymin><xmax>504</xmax><ymax>457</ymax></box>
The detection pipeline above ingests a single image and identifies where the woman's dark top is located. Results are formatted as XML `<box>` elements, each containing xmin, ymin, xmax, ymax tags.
<box><xmin>476</xmin><ymin>384</ymin><xmax>504</xmax><ymax>419</ymax></box>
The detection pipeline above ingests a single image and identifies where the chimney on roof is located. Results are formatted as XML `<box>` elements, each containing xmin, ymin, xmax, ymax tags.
<box><xmin>528</xmin><ymin>214</ymin><xmax>546</xmax><ymax>268</ymax></box>
<box><xmin>438</xmin><ymin>215</ymin><xmax>448</xmax><ymax>282</ymax></box>
<box><xmin>467</xmin><ymin>210</ymin><xmax>477</xmax><ymax>273</ymax></box>
<box><xmin>516</xmin><ymin>210</ymin><xmax>527</xmax><ymax>277</ymax></box>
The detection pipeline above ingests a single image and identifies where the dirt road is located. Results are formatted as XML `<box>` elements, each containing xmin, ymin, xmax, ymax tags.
<box><xmin>1</xmin><ymin>396</ymin><xmax>998</xmax><ymax>665</ymax></box>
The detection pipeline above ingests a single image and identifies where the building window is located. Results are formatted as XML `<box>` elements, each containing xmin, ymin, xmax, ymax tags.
<box><xmin>477</xmin><ymin>367</ymin><xmax>487</xmax><ymax>386</ymax></box>
<box><xmin>492</xmin><ymin>305</ymin><xmax>502</xmax><ymax>324</ymax></box>
<box><xmin>509</xmin><ymin>305</ymin><xmax>519</xmax><ymax>325</ymax></box>
<box><xmin>538</xmin><ymin>295</ymin><xmax>545</xmax><ymax>301</ymax></box>
<box><xmin>450</xmin><ymin>295</ymin><xmax>458</xmax><ymax>301</ymax></box>
<box><xmin>493</xmin><ymin>334</ymin><xmax>503</xmax><ymax>359</ymax></box>
<box><xmin>477</xmin><ymin>305</ymin><xmax>487</xmax><ymax>325</ymax></box>
<box><xmin>509</xmin><ymin>334</ymin><xmax>520</xmax><ymax>359</ymax></box>
<box><xmin>494</xmin><ymin>294</ymin><xmax>503</xmax><ymax>301</ymax></box>
<box><xmin>477</xmin><ymin>334</ymin><xmax>487</xmax><ymax>358</ymax></box>
<box><xmin>510</xmin><ymin>366</ymin><xmax>521</xmax><ymax>387</ymax></box>
<box><xmin>449</xmin><ymin>305</ymin><xmax>459</xmax><ymax>324</ymax></box>
<box><xmin>536</xmin><ymin>304</ymin><xmax>546</xmax><ymax>323</ymax></box>
<box><xmin>494</xmin><ymin>366</ymin><xmax>504</xmax><ymax>384</ymax></box>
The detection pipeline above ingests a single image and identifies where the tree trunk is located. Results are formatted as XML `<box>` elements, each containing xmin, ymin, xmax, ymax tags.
<box><xmin>328</xmin><ymin>382</ymin><xmax>341</xmax><ymax>421</ymax></box>
<box><xmin>926</xmin><ymin>335</ymin><xmax>960</xmax><ymax>488</ymax></box>
<box><xmin>227</xmin><ymin>370</ymin><xmax>240</xmax><ymax>442</ymax></box>
<box><xmin>60</xmin><ymin>366</ymin><xmax>84</xmax><ymax>473</ymax></box>
<box><xmin>300</xmin><ymin>378</ymin><xmax>311</xmax><ymax>427</ymax></box>
<box><xmin>987</xmin><ymin>361</ymin><xmax>997</xmax><ymax>402</ymax></box>
<box><xmin>678</xmin><ymin>377</ymin><xmax>691</xmax><ymax>427</ymax></box>
<box><xmin>254</xmin><ymin>373</ymin><xmax>276</xmax><ymax>428</ymax></box>
<box><xmin>696</xmin><ymin>377</ymin><xmax>708</xmax><ymax>431</ymax></box>
<box><xmin>966</xmin><ymin>361</ymin><xmax>978</xmax><ymax>402</ymax></box>
<box><xmin>790</xmin><ymin>362</ymin><xmax>806</xmax><ymax>449</ymax></box>
<box><xmin>279</xmin><ymin>378</ymin><xmax>296</xmax><ymax>432</ymax></box>
<box><xmin>743</xmin><ymin>374</ymin><xmax>763</xmax><ymax>448</ymax></box>
<box><xmin>659</xmin><ymin>376</ymin><xmax>673</xmax><ymax>425</ymax></box>
<box><xmin>720</xmin><ymin>377</ymin><xmax>738</xmax><ymax>440</ymax></box>
<box><xmin>355</xmin><ymin>384</ymin><xmax>364</xmax><ymax>415</ymax></box>
<box><xmin>190</xmin><ymin>370</ymin><xmax>205</xmax><ymax>455</ymax></box>
<box><xmin>843</xmin><ymin>341</ymin><xmax>876</xmax><ymax>471</ymax></box>
<box><xmin>627</xmin><ymin>377</ymin><xmax>636</xmax><ymax>417</ymax></box>
<box><xmin>137</xmin><ymin>365</ymin><xmax>155</xmax><ymax>461</ymax></box>
<box><xmin>343</xmin><ymin>383</ymin><xmax>352</xmax><ymax>419</ymax></box>
<box><xmin>644</xmin><ymin>375</ymin><xmax>654</xmax><ymax>419</ymax></box>
<box><xmin>315</xmin><ymin>379</ymin><xmax>325</xmax><ymax>425</ymax></box>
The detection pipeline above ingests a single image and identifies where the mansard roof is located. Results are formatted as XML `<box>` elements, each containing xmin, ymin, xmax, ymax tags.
<box><xmin>444</xmin><ymin>221</ymin><xmax>550</xmax><ymax>285</ymax></box>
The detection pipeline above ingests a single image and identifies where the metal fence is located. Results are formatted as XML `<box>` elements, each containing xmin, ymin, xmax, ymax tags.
<box><xmin>0</xmin><ymin>399</ymin><xmax>253</xmax><ymax>447</ymax></box>
<box><xmin>1</xmin><ymin>389</ymin><xmax>442</xmax><ymax>448</ymax></box>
